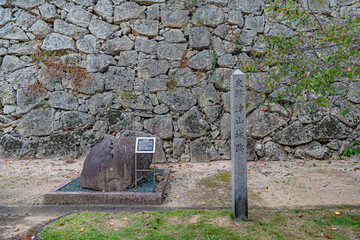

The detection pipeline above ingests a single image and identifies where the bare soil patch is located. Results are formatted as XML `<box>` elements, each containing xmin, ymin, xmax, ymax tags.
<box><xmin>0</xmin><ymin>157</ymin><xmax>359</xmax><ymax>239</ymax></box>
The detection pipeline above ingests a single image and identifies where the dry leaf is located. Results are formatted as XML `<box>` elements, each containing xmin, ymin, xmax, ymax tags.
<box><xmin>201</xmin><ymin>202</ymin><xmax>206</xmax><ymax>205</ymax></box>
<box><xmin>330</xmin><ymin>228</ymin><xmax>337</xmax><ymax>231</ymax></box>
<box><xmin>14</xmin><ymin>228</ymin><xmax>19</xmax><ymax>232</ymax></box>
<box><xmin>80</xmin><ymin>227</ymin><xmax>85</xmax><ymax>232</ymax></box>
<box><xmin>335</xmin><ymin>212</ymin><xmax>341</xmax><ymax>215</ymax></box>
<box><xmin>109</xmin><ymin>223</ymin><xmax>114</xmax><ymax>226</ymax></box>
<box><xmin>123</xmin><ymin>218</ymin><xmax>128</xmax><ymax>220</ymax></box>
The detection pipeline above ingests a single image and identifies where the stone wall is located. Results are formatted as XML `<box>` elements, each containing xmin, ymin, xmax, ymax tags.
<box><xmin>0</xmin><ymin>0</ymin><xmax>359</xmax><ymax>161</ymax></box>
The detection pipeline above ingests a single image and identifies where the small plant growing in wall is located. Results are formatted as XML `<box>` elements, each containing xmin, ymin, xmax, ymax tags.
<box><xmin>340</xmin><ymin>140</ymin><xmax>360</xmax><ymax>158</ymax></box>
<box><xmin>23</xmin><ymin>83</ymin><xmax>46</xmax><ymax>99</ymax></box>
<box><xmin>166</xmin><ymin>77</ymin><xmax>178</xmax><ymax>90</ymax></box>
<box><xmin>118</xmin><ymin>90</ymin><xmax>137</xmax><ymax>102</ymax></box>
<box><xmin>31</xmin><ymin>47</ymin><xmax>89</xmax><ymax>90</ymax></box>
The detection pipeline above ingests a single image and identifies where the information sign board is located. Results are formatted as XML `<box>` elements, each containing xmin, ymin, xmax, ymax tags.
<box><xmin>135</xmin><ymin>137</ymin><xmax>156</xmax><ymax>153</ymax></box>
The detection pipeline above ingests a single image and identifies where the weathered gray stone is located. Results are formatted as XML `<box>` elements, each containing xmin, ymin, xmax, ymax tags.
<box><xmin>218</xmin><ymin>54</ymin><xmax>236</xmax><ymax>68</ymax></box>
<box><xmin>178</xmin><ymin>106</ymin><xmax>210</xmax><ymax>139</ymax></box>
<box><xmin>36</xmin><ymin>132</ymin><xmax>80</xmax><ymax>158</ymax></box>
<box><xmin>327</xmin><ymin>140</ymin><xmax>340</xmax><ymax>151</ymax></box>
<box><xmin>60</xmin><ymin>111</ymin><xmax>95</xmax><ymax>130</ymax></box>
<box><xmin>70</xmin><ymin>72</ymin><xmax>104</xmax><ymax>94</ymax></box>
<box><xmin>16</xmin><ymin>108</ymin><xmax>55</xmax><ymax>137</ymax></box>
<box><xmin>135</xmin><ymin>36</ymin><xmax>157</xmax><ymax>54</ymax></box>
<box><xmin>235</xmin><ymin>29</ymin><xmax>257</xmax><ymax>45</ymax></box>
<box><xmin>98</xmin><ymin>110</ymin><xmax>133</xmax><ymax>133</ymax></box>
<box><xmin>264</xmin><ymin>141</ymin><xmax>287</xmax><ymax>161</ymax></box>
<box><xmin>266</xmin><ymin>22</ymin><xmax>294</xmax><ymax>36</ymax></box>
<box><xmin>294</xmin><ymin>141</ymin><xmax>330</xmax><ymax>160</ymax></box>
<box><xmin>47</xmin><ymin>91</ymin><xmax>77</xmax><ymax>111</ymax></box>
<box><xmin>163</xmin><ymin>29</ymin><xmax>186</xmax><ymax>43</ymax></box>
<box><xmin>73</xmin><ymin>0</ymin><xmax>94</xmax><ymax>6</ymax></box>
<box><xmin>15</xmin><ymin>89</ymin><xmax>45</xmax><ymax>115</ymax></box>
<box><xmin>246</xmin><ymin>137</ymin><xmax>258</xmax><ymax>161</ymax></box>
<box><xmin>187</xmin><ymin>50</ymin><xmax>214</xmax><ymax>71</ymax></box>
<box><xmin>0</xmin><ymin>22</ymin><xmax>29</xmax><ymax>41</ymax></box>
<box><xmin>161</xmin><ymin>5</ymin><xmax>189</xmax><ymax>28</ymax></box>
<box><xmin>29</xmin><ymin>20</ymin><xmax>51</xmax><ymax>39</ymax></box>
<box><xmin>121</xmin><ymin>95</ymin><xmax>153</xmax><ymax>111</ymax></box>
<box><xmin>154</xmin><ymin>105</ymin><xmax>169</xmax><ymax>114</ymax></box>
<box><xmin>87</xmin><ymin>92</ymin><xmax>113</xmax><ymax>115</ymax></box>
<box><xmin>351</xmin><ymin>124</ymin><xmax>360</xmax><ymax>139</ymax></box>
<box><xmin>144</xmin><ymin>114</ymin><xmax>173</xmax><ymax>140</ymax></box>
<box><xmin>87</xmin><ymin>54</ymin><xmax>116</xmax><ymax>73</ymax></box>
<box><xmin>244</xmin><ymin>16</ymin><xmax>265</xmax><ymax>33</ymax></box>
<box><xmin>0</xmin><ymin>7</ymin><xmax>12</xmax><ymax>27</ymax></box>
<box><xmin>212</xmin><ymin>38</ymin><xmax>225</xmax><ymax>56</ymax></box>
<box><xmin>158</xmin><ymin>87</ymin><xmax>197</xmax><ymax>112</ymax></box>
<box><xmin>189</xmin><ymin>27</ymin><xmax>210</xmax><ymax>50</ymax></box>
<box><xmin>106</xmin><ymin>66</ymin><xmax>135</xmax><ymax>91</ymax></box>
<box><xmin>298</xmin><ymin>102</ymin><xmax>324</xmax><ymax>124</ymax></box>
<box><xmin>174</xmin><ymin>67</ymin><xmax>199</xmax><ymax>87</ymax></box>
<box><xmin>13</xmin><ymin>0</ymin><xmax>45</xmax><ymax>9</ymax></box>
<box><xmin>137</xmin><ymin>59</ymin><xmax>169</xmax><ymax>79</ymax></box>
<box><xmin>89</xmin><ymin>19</ymin><xmax>119</xmax><ymax>39</ymax></box>
<box><xmin>209</xmin><ymin>68</ymin><xmax>233</xmax><ymax>91</ymax></box>
<box><xmin>229</xmin><ymin>0</ymin><xmax>264</xmax><ymax>14</ymax></box>
<box><xmin>147</xmin><ymin>4</ymin><xmax>159</xmax><ymax>19</ymax></box>
<box><xmin>134</xmin><ymin>0</ymin><xmax>164</xmax><ymax>4</ymax></box>
<box><xmin>66</xmin><ymin>7</ymin><xmax>92</xmax><ymax>28</ymax></box>
<box><xmin>247</xmin><ymin>108</ymin><xmax>287</xmax><ymax>138</ymax></box>
<box><xmin>331</xmin><ymin>97</ymin><xmax>360</xmax><ymax>127</ymax></box>
<box><xmin>133</xmin><ymin>19</ymin><xmax>158</xmax><ymax>38</ymax></box>
<box><xmin>190</xmin><ymin>137</ymin><xmax>220</xmax><ymax>162</ymax></box>
<box><xmin>80</xmin><ymin>131</ymin><xmax>107</xmax><ymax>154</ymax></box>
<box><xmin>0</xmin><ymin>80</ymin><xmax>15</xmax><ymax>105</ymax></box>
<box><xmin>80</xmin><ymin>137</ymin><xmax>153</xmax><ymax>191</ymax></box>
<box><xmin>1</xmin><ymin>55</ymin><xmax>27</xmax><ymax>73</ymax></box>
<box><xmin>144</xmin><ymin>78</ymin><xmax>167</xmax><ymax>93</ymax></box>
<box><xmin>157</xmin><ymin>42</ymin><xmax>187</xmax><ymax>61</ymax></box>
<box><xmin>203</xmin><ymin>105</ymin><xmax>222</xmax><ymax>123</ymax></box>
<box><xmin>347</xmin><ymin>80</ymin><xmax>360</xmax><ymax>103</ymax></box>
<box><xmin>76</xmin><ymin>35</ymin><xmax>100</xmax><ymax>53</ymax></box>
<box><xmin>54</xmin><ymin>19</ymin><xmax>89</xmax><ymax>40</ymax></box>
<box><xmin>118</xmin><ymin>51</ymin><xmax>138</xmax><ymax>67</ymax></box>
<box><xmin>172</xmin><ymin>137</ymin><xmax>185</xmax><ymax>158</ymax></box>
<box><xmin>192</xmin><ymin>84</ymin><xmax>220</xmax><ymax>108</ymax></box>
<box><xmin>311</xmin><ymin>116</ymin><xmax>351</xmax><ymax>141</ymax></box>
<box><xmin>41</xmin><ymin>33</ymin><xmax>75</xmax><ymax>51</ymax></box>
<box><xmin>94</xmin><ymin>0</ymin><xmax>113</xmax><ymax>23</ymax></box>
<box><xmin>220</xmin><ymin>113</ymin><xmax>231</xmax><ymax>140</ymax></box>
<box><xmin>101</xmin><ymin>36</ymin><xmax>134</xmax><ymax>55</ymax></box>
<box><xmin>213</xmin><ymin>24</ymin><xmax>231</xmax><ymax>38</ymax></box>
<box><xmin>273</xmin><ymin>122</ymin><xmax>313</xmax><ymax>146</ymax></box>
<box><xmin>114</xmin><ymin>2</ymin><xmax>143</xmax><ymax>23</ymax></box>
<box><xmin>5</xmin><ymin>66</ymin><xmax>38</xmax><ymax>89</ymax></box>
<box><xmin>8</xmin><ymin>41</ymin><xmax>39</xmax><ymax>56</ymax></box>
<box><xmin>228</xmin><ymin>10</ymin><xmax>244</xmax><ymax>27</ymax></box>
<box><xmin>39</xmin><ymin>3</ymin><xmax>57</xmax><ymax>22</ymax></box>
<box><xmin>192</xmin><ymin>5</ymin><xmax>224</xmax><ymax>27</ymax></box>
<box><xmin>0</xmin><ymin>135</ymin><xmax>38</xmax><ymax>159</ymax></box>
<box><xmin>3</xmin><ymin>105</ymin><xmax>15</xmax><ymax>114</ymax></box>
<box><xmin>245</xmin><ymin>72</ymin><xmax>270</xmax><ymax>93</ymax></box>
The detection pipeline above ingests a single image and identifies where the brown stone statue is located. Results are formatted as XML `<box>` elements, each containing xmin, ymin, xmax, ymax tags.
<box><xmin>80</xmin><ymin>137</ymin><xmax>152</xmax><ymax>191</ymax></box>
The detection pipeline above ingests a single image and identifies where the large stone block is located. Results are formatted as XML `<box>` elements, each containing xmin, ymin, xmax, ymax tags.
<box><xmin>48</xmin><ymin>91</ymin><xmax>78</xmax><ymax>110</ymax></box>
<box><xmin>273</xmin><ymin>122</ymin><xmax>313</xmax><ymax>146</ymax></box>
<box><xmin>187</xmin><ymin>50</ymin><xmax>215</xmax><ymax>71</ymax></box>
<box><xmin>0</xmin><ymin>22</ymin><xmax>29</xmax><ymax>41</ymax></box>
<box><xmin>157</xmin><ymin>42</ymin><xmax>187</xmax><ymax>61</ymax></box>
<box><xmin>178</xmin><ymin>106</ymin><xmax>210</xmax><ymax>139</ymax></box>
<box><xmin>191</xmin><ymin>84</ymin><xmax>220</xmax><ymax>108</ymax></box>
<box><xmin>157</xmin><ymin>87</ymin><xmax>197</xmax><ymax>112</ymax></box>
<box><xmin>60</xmin><ymin>111</ymin><xmax>95</xmax><ymax>130</ymax></box>
<box><xmin>87</xmin><ymin>54</ymin><xmax>116</xmax><ymax>73</ymax></box>
<box><xmin>192</xmin><ymin>5</ymin><xmax>224</xmax><ymax>27</ymax></box>
<box><xmin>16</xmin><ymin>108</ymin><xmax>55</xmax><ymax>137</ymax></box>
<box><xmin>41</xmin><ymin>33</ymin><xmax>75</xmax><ymax>51</ymax></box>
<box><xmin>54</xmin><ymin>19</ymin><xmax>89</xmax><ymax>40</ymax></box>
<box><xmin>144</xmin><ymin>114</ymin><xmax>173</xmax><ymax>140</ymax></box>
<box><xmin>36</xmin><ymin>132</ymin><xmax>80</xmax><ymax>158</ymax></box>
<box><xmin>264</xmin><ymin>141</ymin><xmax>287</xmax><ymax>161</ymax></box>
<box><xmin>137</xmin><ymin>59</ymin><xmax>169</xmax><ymax>79</ymax></box>
<box><xmin>294</xmin><ymin>141</ymin><xmax>330</xmax><ymax>160</ymax></box>
<box><xmin>189</xmin><ymin>27</ymin><xmax>210</xmax><ymax>49</ymax></box>
<box><xmin>311</xmin><ymin>116</ymin><xmax>351</xmax><ymax>141</ymax></box>
<box><xmin>89</xmin><ymin>19</ymin><xmax>119</xmax><ymax>39</ymax></box>
<box><xmin>76</xmin><ymin>35</ymin><xmax>101</xmax><ymax>54</ymax></box>
<box><xmin>66</xmin><ymin>7</ymin><xmax>92</xmax><ymax>28</ymax></box>
<box><xmin>80</xmin><ymin>138</ymin><xmax>153</xmax><ymax>191</ymax></box>
<box><xmin>94</xmin><ymin>0</ymin><xmax>113</xmax><ymax>23</ymax></box>
<box><xmin>190</xmin><ymin>137</ymin><xmax>220</xmax><ymax>162</ymax></box>
<box><xmin>106</xmin><ymin>66</ymin><xmax>135</xmax><ymax>91</ymax></box>
<box><xmin>0</xmin><ymin>135</ymin><xmax>38</xmax><ymax>159</ymax></box>
<box><xmin>101</xmin><ymin>36</ymin><xmax>134</xmax><ymax>55</ymax></box>
<box><xmin>114</xmin><ymin>2</ymin><xmax>143</xmax><ymax>23</ymax></box>
<box><xmin>133</xmin><ymin>19</ymin><xmax>159</xmax><ymax>38</ymax></box>
<box><xmin>247</xmin><ymin>108</ymin><xmax>287</xmax><ymax>139</ymax></box>
<box><xmin>161</xmin><ymin>5</ymin><xmax>189</xmax><ymax>28</ymax></box>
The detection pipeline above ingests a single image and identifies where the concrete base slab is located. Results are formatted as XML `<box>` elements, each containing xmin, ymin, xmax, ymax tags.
<box><xmin>44</xmin><ymin>169</ymin><xmax>170</xmax><ymax>205</ymax></box>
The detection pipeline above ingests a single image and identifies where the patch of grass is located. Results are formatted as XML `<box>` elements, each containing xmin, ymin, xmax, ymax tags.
<box><xmin>200</xmin><ymin>170</ymin><xmax>231</xmax><ymax>188</ymax></box>
<box><xmin>40</xmin><ymin>209</ymin><xmax>360</xmax><ymax>240</ymax></box>
<box><xmin>166</xmin><ymin>78</ymin><xmax>178</xmax><ymax>90</ymax></box>
<box><xmin>118</xmin><ymin>90</ymin><xmax>137</xmax><ymax>102</ymax></box>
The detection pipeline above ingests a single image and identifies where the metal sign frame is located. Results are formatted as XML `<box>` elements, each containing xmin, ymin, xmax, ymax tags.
<box><xmin>134</xmin><ymin>137</ymin><xmax>156</xmax><ymax>191</ymax></box>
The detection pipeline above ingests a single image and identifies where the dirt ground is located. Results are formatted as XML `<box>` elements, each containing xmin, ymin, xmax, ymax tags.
<box><xmin>0</xmin><ymin>157</ymin><xmax>359</xmax><ymax>239</ymax></box>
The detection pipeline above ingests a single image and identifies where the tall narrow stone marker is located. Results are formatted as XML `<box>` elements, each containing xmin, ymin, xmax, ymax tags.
<box><xmin>230</xmin><ymin>69</ymin><xmax>248</xmax><ymax>221</ymax></box>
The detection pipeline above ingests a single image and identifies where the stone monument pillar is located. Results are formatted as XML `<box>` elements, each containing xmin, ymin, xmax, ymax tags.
<box><xmin>230</xmin><ymin>70</ymin><xmax>248</xmax><ymax>221</ymax></box>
